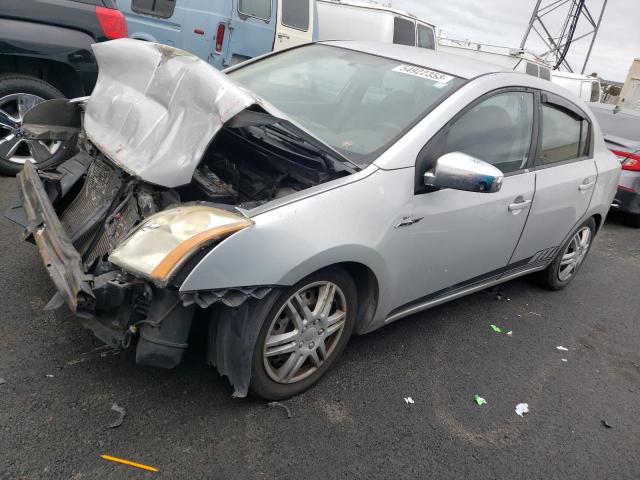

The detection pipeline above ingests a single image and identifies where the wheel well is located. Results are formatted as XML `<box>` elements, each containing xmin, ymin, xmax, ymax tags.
<box><xmin>328</xmin><ymin>262</ymin><xmax>379</xmax><ymax>335</ymax></box>
<box><xmin>0</xmin><ymin>55</ymin><xmax>86</xmax><ymax>97</ymax></box>
<box><xmin>592</xmin><ymin>213</ymin><xmax>602</xmax><ymax>232</ymax></box>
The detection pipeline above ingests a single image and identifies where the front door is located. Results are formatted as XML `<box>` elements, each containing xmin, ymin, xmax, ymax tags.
<box><xmin>273</xmin><ymin>0</ymin><xmax>313</xmax><ymax>51</ymax></box>
<box><xmin>510</xmin><ymin>93</ymin><xmax>597</xmax><ymax>263</ymax></box>
<box><xmin>388</xmin><ymin>89</ymin><xmax>537</xmax><ymax>310</ymax></box>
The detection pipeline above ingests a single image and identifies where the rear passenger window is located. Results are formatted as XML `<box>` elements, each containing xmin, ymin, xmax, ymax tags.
<box><xmin>417</xmin><ymin>25</ymin><xmax>435</xmax><ymax>49</ymax></box>
<box><xmin>239</xmin><ymin>0</ymin><xmax>271</xmax><ymax>20</ymax></box>
<box><xmin>282</xmin><ymin>0</ymin><xmax>309</xmax><ymax>30</ymax></box>
<box><xmin>441</xmin><ymin>91</ymin><xmax>535</xmax><ymax>174</ymax></box>
<box><xmin>132</xmin><ymin>0</ymin><xmax>176</xmax><ymax>18</ymax></box>
<box><xmin>393</xmin><ymin>17</ymin><xmax>415</xmax><ymax>46</ymax></box>
<box><xmin>540</xmin><ymin>104</ymin><xmax>590</xmax><ymax>164</ymax></box>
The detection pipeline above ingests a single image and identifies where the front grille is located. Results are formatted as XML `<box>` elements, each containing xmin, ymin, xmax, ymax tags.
<box><xmin>59</xmin><ymin>157</ymin><xmax>140</xmax><ymax>266</ymax></box>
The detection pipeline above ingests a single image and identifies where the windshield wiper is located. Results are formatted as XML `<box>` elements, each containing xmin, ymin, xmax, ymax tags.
<box><xmin>265</xmin><ymin>123</ymin><xmax>360</xmax><ymax>173</ymax></box>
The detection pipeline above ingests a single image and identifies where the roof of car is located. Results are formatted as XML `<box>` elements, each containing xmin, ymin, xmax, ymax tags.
<box><xmin>320</xmin><ymin>41</ymin><xmax>507</xmax><ymax>79</ymax></box>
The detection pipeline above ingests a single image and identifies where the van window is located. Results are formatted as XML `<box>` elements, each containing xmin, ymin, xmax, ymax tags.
<box><xmin>281</xmin><ymin>0</ymin><xmax>309</xmax><ymax>30</ymax></box>
<box><xmin>540</xmin><ymin>104</ymin><xmax>589</xmax><ymax>164</ymax></box>
<box><xmin>131</xmin><ymin>0</ymin><xmax>176</xmax><ymax>18</ymax></box>
<box><xmin>416</xmin><ymin>25</ymin><xmax>435</xmax><ymax>49</ymax></box>
<box><xmin>539</xmin><ymin>67</ymin><xmax>551</xmax><ymax>81</ymax></box>
<box><xmin>393</xmin><ymin>17</ymin><xmax>415</xmax><ymax>46</ymax></box>
<box><xmin>525</xmin><ymin>62</ymin><xmax>538</xmax><ymax>77</ymax></box>
<box><xmin>590</xmin><ymin>82</ymin><xmax>600</xmax><ymax>102</ymax></box>
<box><xmin>238</xmin><ymin>0</ymin><xmax>271</xmax><ymax>20</ymax></box>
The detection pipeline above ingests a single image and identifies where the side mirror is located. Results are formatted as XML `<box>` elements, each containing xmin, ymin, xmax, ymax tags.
<box><xmin>423</xmin><ymin>152</ymin><xmax>504</xmax><ymax>193</ymax></box>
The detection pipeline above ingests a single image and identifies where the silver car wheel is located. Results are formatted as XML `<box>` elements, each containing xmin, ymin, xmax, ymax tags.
<box><xmin>0</xmin><ymin>93</ymin><xmax>61</xmax><ymax>164</ymax></box>
<box><xmin>263</xmin><ymin>281</ymin><xmax>347</xmax><ymax>384</ymax></box>
<box><xmin>558</xmin><ymin>226</ymin><xmax>591</xmax><ymax>282</ymax></box>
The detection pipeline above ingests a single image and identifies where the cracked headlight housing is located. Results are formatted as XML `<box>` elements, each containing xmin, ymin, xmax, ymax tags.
<box><xmin>109</xmin><ymin>205</ymin><xmax>252</xmax><ymax>285</ymax></box>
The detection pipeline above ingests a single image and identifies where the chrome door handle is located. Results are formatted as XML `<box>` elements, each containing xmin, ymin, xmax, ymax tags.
<box><xmin>579</xmin><ymin>180</ymin><xmax>595</xmax><ymax>190</ymax></box>
<box><xmin>508</xmin><ymin>199</ymin><xmax>532</xmax><ymax>211</ymax></box>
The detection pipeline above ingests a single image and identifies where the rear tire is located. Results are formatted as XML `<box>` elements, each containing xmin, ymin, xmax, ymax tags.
<box><xmin>0</xmin><ymin>74</ymin><xmax>77</xmax><ymax>176</ymax></box>
<box><xmin>250</xmin><ymin>267</ymin><xmax>357</xmax><ymax>400</ymax></box>
<box><xmin>538</xmin><ymin>218</ymin><xmax>596</xmax><ymax>290</ymax></box>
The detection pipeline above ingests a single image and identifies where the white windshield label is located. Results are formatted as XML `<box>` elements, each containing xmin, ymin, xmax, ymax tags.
<box><xmin>392</xmin><ymin>64</ymin><xmax>454</xmax><ymax>83</ymax></box>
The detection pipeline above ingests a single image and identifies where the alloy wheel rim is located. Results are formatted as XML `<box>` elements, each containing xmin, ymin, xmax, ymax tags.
<box><xmin>0</xmin><ymin>93</ymin><xmax>61</xmax><ymax>164</ymax></box>
<box><xmin>263</xmin><ymin>281</ymin><xmax>347</xmax><ymax>384</ymax></box>
<box><xmin>558</xmin><ymin>226</ymin><xmax>591</xmax><ymax>282</ymax></box>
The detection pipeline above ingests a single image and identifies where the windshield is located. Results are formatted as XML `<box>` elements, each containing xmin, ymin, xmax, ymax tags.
<box><xmin>228</xmin><ymin>44</ymin><xmax>465</xmax><ymax>166</ymax></box>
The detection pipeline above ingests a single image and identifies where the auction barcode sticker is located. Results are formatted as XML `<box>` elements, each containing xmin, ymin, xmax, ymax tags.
<box><xmin>392</xmin><ymin>64</ymin><xmax>454</xmax><ymax>83</ymax></box>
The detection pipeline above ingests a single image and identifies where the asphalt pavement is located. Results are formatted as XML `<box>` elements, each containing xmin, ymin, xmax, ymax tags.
<box><xmin>1</xmin><ymin>175</ymin><xmax>639</xmax><ymax>479</ymax></box>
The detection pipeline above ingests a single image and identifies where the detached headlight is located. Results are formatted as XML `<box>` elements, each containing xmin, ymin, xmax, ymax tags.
<box><xmin>109</xmin><ymin>205</ymin><xmax>252</xmax><ymax>285</ymax></box>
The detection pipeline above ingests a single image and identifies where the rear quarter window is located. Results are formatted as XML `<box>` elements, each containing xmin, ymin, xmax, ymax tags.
<box><xmin>393</xmin><ymin>17</ymin><xmax>415</xmax><ymax>46</ymax></box>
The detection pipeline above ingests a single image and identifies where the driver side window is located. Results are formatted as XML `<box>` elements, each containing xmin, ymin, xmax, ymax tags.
<box><xmin>443</xmin><ymin>91</ymin><xmax>534</xmax><ymax>174</ymax></box>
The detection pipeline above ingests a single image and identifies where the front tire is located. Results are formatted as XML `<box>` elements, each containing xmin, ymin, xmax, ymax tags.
<box><xmin>250</xmin><ymin>267</ymin><xmax>357</xmax><ymax>400</ymax></box>
<box><xmin>0</xmin><ymin>74</ymin><xmax>77</xmax><ymax>176</ymax></box>
<box><xmin>539</xmin><ymin>218</ymin><xmax>596</xmax><ymax>290</ymax></box>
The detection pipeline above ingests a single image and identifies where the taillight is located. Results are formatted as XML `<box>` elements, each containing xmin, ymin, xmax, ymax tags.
<box><xmin>96</xmin><ymin>6</ymin><xmax>128</xmax><ymax>40</ymax></box>
<box><xmin>611</xmin><ymin>149</ymin><xmax>640</xmax><ymax>171</ymax></box>
<box><xmin>215</xmin><ymin>23</ymin><xmax>225</xmax><ymax>53</ymax></box>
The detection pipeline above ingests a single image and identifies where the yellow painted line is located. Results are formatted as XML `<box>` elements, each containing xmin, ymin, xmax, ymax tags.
<box><xmin>101</xmin><ymin>454</ymin><xmax>159</xmax><ymax>473</ymax></box>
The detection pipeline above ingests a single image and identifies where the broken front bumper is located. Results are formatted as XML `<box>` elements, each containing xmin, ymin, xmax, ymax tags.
<box><xmin>18</xmin><ymin>160</ymin><xmax>94</xmax><ymax>313</ymax></box>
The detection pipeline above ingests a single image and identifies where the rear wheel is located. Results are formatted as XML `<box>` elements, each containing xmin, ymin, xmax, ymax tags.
<box><xmin>250</xmin><ymin>268</ymin><xmax>357</xmax><ymax>400</ymax></box>
<box><xmin>0</xmin><ymin>75</ymin><xmax>77</xmax><ymax>176</ymax></box>
<box><xmin>539</xmin><ymin>218</ymin><xmax>596</xmax><ymax>290</ymax></box>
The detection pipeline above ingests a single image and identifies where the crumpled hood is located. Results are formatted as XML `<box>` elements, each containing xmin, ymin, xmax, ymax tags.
<box><xmin>85</xmin><ymin>39</ymin><xmax>275</xmax><ymax>188</ymax></box>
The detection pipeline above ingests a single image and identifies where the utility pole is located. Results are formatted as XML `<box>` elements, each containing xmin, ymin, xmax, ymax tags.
<box><xmin>519</xmin><ymin>0</ymin><xmax>608</xmax><ymax>72</ymax></box>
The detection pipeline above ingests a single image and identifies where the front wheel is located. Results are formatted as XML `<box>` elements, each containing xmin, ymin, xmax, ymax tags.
<box><xmin>250</xmin><ymin>268</ymin><xmax>357</xmax><ymax>400</ymax></box>
<box><xmin>538</xmin><ymin>218</ymin><xmax>596</xmax><ymax>290</ymax></box>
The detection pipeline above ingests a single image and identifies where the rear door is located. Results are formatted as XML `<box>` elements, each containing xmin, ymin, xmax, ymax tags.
<box><xmin>273</xmin><ymin>0</ymin><xmax>313</xmax><ymax>50</ymax></box>
<box><xmin>224</xmin><ymin>0</ymin><xmax>277</xmax><ymax>68</ymax></box>
<box><xmin>510</xmin><ymin>92</ymin><xmax>597</xmax><ymax>263</ymax></box>
<box><xmin>121</xmin><ymin>0</ymin><xmax>186</xmax><ymax>46</ymax></box>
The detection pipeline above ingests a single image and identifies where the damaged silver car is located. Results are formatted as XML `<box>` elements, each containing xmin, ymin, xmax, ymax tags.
<box><xmin>5</xmin><ymin>39</ymin><xmax>619</xmax><ymax>399</ymax></box>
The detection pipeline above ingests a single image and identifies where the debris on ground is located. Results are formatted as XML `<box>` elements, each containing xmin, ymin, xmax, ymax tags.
<box><xmin>404</xmin><ymin>397</ymin><xmax>415</xmax><ymax>404</ymax></box>
<box><xmin>474</xmin><ymin>395</ymin><xmax>487</xmax><ymax>406</ymax></box>
<box><xmin>529</xmin><ymin>312</ymin><xmax>542</xmax><ymax>317</ymax></box>
<box><xmin>490</xmin><ymin>324</ymin><xmax>502</xmax><ymax>333</ymax></box>
<box><xmin>507</xmin><ymin>331</ymin><xmax>513</xmax><ymax>336</ymax></box>
<box><xmin>267</xmin><ymin>401</ymin><xmax>292</xmax><ymax>419</ymax></box>
<box><xmin>106</xmin><ymin>403</ymin><xmax>126</xmax><ymax>429</ymax></box>
<box><xmin>601</xmin><ymin>419</ymin><xmax>613</xmax><ymax>429</ymax></box>
<box><xmin>45</xmin><ymin>374</ymin><xmax>54</xmax><ymax>378</ymax></box>
<box><xmin>485</xmin><ymin>287</ymin><xmax>504</xmax><ymax>300</ymax></box>
<box><xmin>556</xmin><ymin>346</ymin><xmax>569</xmax><ymax>351</ymax></box>
<box><xmin>101</xmin><ymin>454</ymin><xmax>159</xmax><ymax>472</ymax></box>
<box><xmin>561</xmin><ymin>358</ymin><xmax>568</xmax><ymax>362</ymax></box>
<box><xmin>0</xmin><ymin>378</ymin><xmax>6</xmax><ymax>385</ymax></box>
<box><xmin>67</xmin><ymin>345</ymin><xmax>120</xmax><ymax>366</ymax></box>
<box><xmin>515</xmin><ymin>403</ymin><xmax>530</xmax><ymax>417</ymax></box>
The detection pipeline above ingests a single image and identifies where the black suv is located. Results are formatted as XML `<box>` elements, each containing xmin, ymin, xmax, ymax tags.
<box><xmin>0</xmin><ymin>0</ymin><xmax>128</xmax><ymax>175</ymax></box>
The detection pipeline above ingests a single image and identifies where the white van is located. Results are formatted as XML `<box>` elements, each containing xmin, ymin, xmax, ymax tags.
<box><xmin>551</xmin><ymin>71</ymin><xmax>601</xmax><ymax>103</ymax></box>
<box><xmin>317</xmin><ymin>0</ymin><xmax>437</xmax><ymax>50</ymax></box>
<box><xmin>438</xmin><ymin>37</ymin><xmax>601</xmax><ymax>102</ymax></box>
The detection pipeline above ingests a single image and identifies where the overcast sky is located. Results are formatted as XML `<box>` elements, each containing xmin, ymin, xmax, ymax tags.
<box><xmin>391</xmin><ymin>0</ymin><xmax>638</xmax><ymax>82</ymax></box>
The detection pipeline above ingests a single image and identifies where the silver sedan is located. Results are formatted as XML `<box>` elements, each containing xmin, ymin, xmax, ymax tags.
<box><xmin>7</xmin><ymin>39</ymin><xmax>619</xmax><ymax>399</ymax></box>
